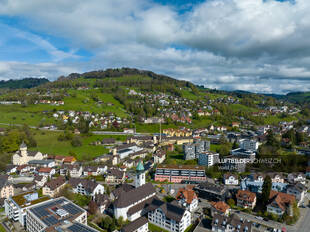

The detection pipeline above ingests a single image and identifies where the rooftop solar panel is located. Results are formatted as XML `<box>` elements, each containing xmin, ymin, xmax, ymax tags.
<box><xmin>62</xmin><ymin>203</ymin><xmax>82</xmax><ymax>215</ymax></box>
<box><xmin>68</xmin><ymin>223</ymin><xmax>98</xmax><ymax>232</ymax></box>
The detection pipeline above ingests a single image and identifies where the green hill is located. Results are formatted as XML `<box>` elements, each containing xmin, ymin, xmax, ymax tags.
<box><xmin>0</xmin><ymin>78</ymin><xmax>49</xmax><ymax>89</ymax></box>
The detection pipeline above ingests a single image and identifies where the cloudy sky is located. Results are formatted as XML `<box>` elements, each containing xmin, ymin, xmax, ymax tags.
<box><xmin>0</xmin><ymin>0</ymin><xmax>310</xmax><ymax>94</ymax></box>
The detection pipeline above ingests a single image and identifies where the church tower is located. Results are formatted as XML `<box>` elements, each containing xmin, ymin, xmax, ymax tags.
<box><xmin>20</xmin><ymin>141</ymin><xmax>28</xmax><ymax>157</ymax></box>
<box><xmin>135</xmin><ymin>161</ymin><xmax>145</xmax><ymax>188</ymax></box>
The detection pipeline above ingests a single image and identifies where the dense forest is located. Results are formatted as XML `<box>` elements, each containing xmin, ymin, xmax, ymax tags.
<box><xmin>0</xmin><ymin>78</ymin><xmax>49</xmax><ymax>89</ymax></box>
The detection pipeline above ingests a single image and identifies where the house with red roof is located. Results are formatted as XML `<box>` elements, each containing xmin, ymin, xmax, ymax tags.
<box><xmin>210</xmin><ymin>201</ymin><xmax>230</xmax><ymax>216</ymax></box>
<box><xmin>37</xmin><ymin>167</ymin><xmax>55</xmax><ymax>177</ymax></box>
<box><xmin>267</xmin><ymin>191</ymin><xmax>295</xmax><ymax>216</ymax></box>
<box><xmin>236</xmin><ymin>190</ymin><xmax>257</xmax><ymax>209</ymax></box>
<box><xmin>175</xmin><ymin>185</ymin><xmax>198</xmax><ymax>212</ymax></box>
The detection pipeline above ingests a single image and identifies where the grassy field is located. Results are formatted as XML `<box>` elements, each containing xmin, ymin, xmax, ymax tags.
<box><xmin>0</xmin><ymin>88</ymin><xmax>128</xmax><ymax>127</ymax></box>
<box><xmin>28</xmin><ymin>130</ymin><xmax>120</xmax><ymax>160</ymax></box>
<box><xmin>149</xmin><ymin>223</ymin><xmax>169</xmax><ymax>232</ymax></box>
<box><xmin>263</xmin><ymin>115</ymin><xmax>298</xmax><ymax>125</ymax></box>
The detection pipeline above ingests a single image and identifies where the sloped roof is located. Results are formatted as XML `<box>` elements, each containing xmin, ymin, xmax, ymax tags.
<box><xmin>176</xmin><ymin>186</ymin><xmax>197</xmax><ymax>204</ymax></box>
<box><xmin>268</xmin><ymin>190</ymin><xmax>295</xmax><ymax>211</ymax></box>
<box><xmin>121</xmin><ymin>217</ymin><xmax>148</xmax><ymax>232</ymax></box>
<box><xmin>236</xmin><ymin>190</ymin><xmax>256</xmax><ymax>203</ymax></box>
<box><xmin>114</xmin><ymin>183</ymin><xmax>155</xmax><ymax>208</ymax></box>
<box><xmin>211</xmin><ymin>201</ymin><xmax>230</xmax><ymax>213</ymax></box>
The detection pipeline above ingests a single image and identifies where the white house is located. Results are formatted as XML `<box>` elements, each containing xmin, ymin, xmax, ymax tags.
<box><xmin>176</xmin><ymin>186</ymin><xmax>198</xmax><ymax>212</ymax></box>
<box><xmin>286</xmin><ymin>183</ymin><xmax>307</xmax><ymax>206</ymax></box>
<box><xmin>148</xmin><ymin>201</ymin><xmax>191</xmax><ymax>232</ymax></box>
<box><xmin>239</xmin><ymin>139</ymin><xmax>259</xmax><ymax>151</ymax></box>
<box><xmin>69</xmin><ymin>178</ymin><xmax>105</xmax><ymax>197</ymax></box>
<box><xmin>223</xmin><ymin>173</ymin><xmax>239</xmax><ymax>185</ymax></box>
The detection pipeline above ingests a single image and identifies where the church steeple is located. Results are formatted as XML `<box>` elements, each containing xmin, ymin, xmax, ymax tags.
<box><xmin>135</xmin><ymin>161</ymin><xmax>145</xmax><ymax>188</ymax></box>
<box><xmin>20</xmin><ymin>141</ymin><xmax>27</xmax><ymax>157</ymax></box>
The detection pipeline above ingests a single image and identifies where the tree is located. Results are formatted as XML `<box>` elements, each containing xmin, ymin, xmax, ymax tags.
<box><xmin>262</xmin><ymin>175</ymin><xmax>272</xmax><ymax>207</ymax></box>
<box><xmin>232</xmin><ymin>140</ymin><xmax>239</xmax><ymax>149</ymax></box>
<box><xmin>71</xmin><ymin>136</ymin><xmax>82</xmax><ymax>147</ymax></box>
<box><xmin>88</xmin><ymin>200</ymin><xmax>98</xmax><ymax>215</ymax></box>
<box><xmin>227</xmin><ymin>198</ymin><xmax>235</xmax><ymax>207</ymax></box>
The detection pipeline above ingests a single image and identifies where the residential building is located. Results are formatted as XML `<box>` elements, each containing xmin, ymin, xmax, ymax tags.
<box><xmin>33</xmin><ymin>175</ymin><xmax>48</xmax><ymax>189</ymax></box>
<box><xmin>153</xmin><ymin>149</ymin><xmax>166</xmax><ymax>164</ymax></box>
<box><xmin>230</xmin><ymin>148</ymin><xmax>256</xmax><ymax>160</ymax></box>
<box><xmin>210</xmin><ymin>201</ymin><xmax>230</xmax><ymax>216</ymax></box>
<box><xmin>194</xmin><ymin>182</ymin><xmax>227</xmax><ymax>202</ymax></box>
<box><xmin>28</xmin><ymin>160</ymin><xmax>55</xmax><ymax>168</ymax></box>
<box><xmin>198</xmin><ymin>151</ymin><xmax>219</xmax><ymax>167</ymax></box>
<box><xmin>211</xmin><ymin>213</ymin><xmax>252</xmax><ymax>232</ymax></box>
<box><xmin>4</xmin><ymin>192</ymin><xmax>50</xmax><ymax>227</ymax></box>
<box><xmin>42</xmin><ymin>176</ymin><xmax>66</xmax><ymax>197</ymax></box>
<box><xmin>121</xmin><ymin>217</ymin><xmax>148</xmax><ymax>232</ymax></box>
<box><xmin>37</xmin><ymin>167</ymin><xmax>55</xmax><ymax>177</ymax></box>
<box><xmin>83</xmin><ymin>166</ymin><xmax>101</xmax><ymax>176</ymax></box>
<box><xmin>93</xmin><ymin>194</ymin><xmax>110</xmax><ymax>214</ymax></box>
<box><xmin>106</xmin><ymin>168</ymin><xmax>126</xmax><ymax>183</ymax></box>
<box><xmin>223</xmin><ymin>173</ymin><xmax>239</xmax><ymax>186</ymax></box>
<box><xmin>147</xmin><ymin>198</ymin><xmax>191</xmax><ymax>232</ymax></box>
<box><xmin>63</xmin><ymin>156</ymin><xmax>77</xmax><ymax>164</ymax></box>
<box><xmin>267</xmin><ymin>191</ymin><xmax>295</xmax><ymax>216</ymax></box>
<box><xmin>60</xmin><ymin>164</ymin><xmax>83</xmax><ymax>178</ymax></box>
<box><xmin>239</xmin><ymin>139</ymin><xmax>259</xmax><ymax>151</ymax></box>
<box><xmin>286</xmin><ymin>183</ymin><xmax>307</xmax><ymax>206</ymax></box>
<box><xmin>69</xmin><ymin>178</ymin><xmax>105</xmax><ymax>197</ymax></box>
<box><xmin>12</xmin><ymin>142</ymin><xmax>44</xmax><ymax>166</ymax></box>
<box><xmin>26</xmin><ymin>197</ymin><xmax>97</xmax><ymax>232</ymax></box>
<box><xmin>155</xmin><ymin>164</ymin><xmax>206</xmax><ymax>183</ymax></box>
<box><xmin>183</xmin><ymin>140</ymin><xmax>210</xmax><ymax>160</ymax></box>
<box><xmin>175</xmin><ymin>185</ymin><xmax>198</xmax><ymax>212</ymax></box>
<box><xmin>236</xmin><ymin>190</ymin><xmax>256</xmax><ymax>209</ymax></box>
<box><xmin>0</xmin><ymin>175</ymin><xmax>14</xmax><ymax>199</ymax></box>
<box><xmin>288</xmin><ymin>173</ymin><xmax>306</xmax><ymax>185</ymax></box>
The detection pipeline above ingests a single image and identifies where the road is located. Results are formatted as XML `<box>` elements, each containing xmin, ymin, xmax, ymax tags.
<box><xmin>0</xmin><ymin>122</ymin><xmax>151</xmax><ymax>135</ymax></box>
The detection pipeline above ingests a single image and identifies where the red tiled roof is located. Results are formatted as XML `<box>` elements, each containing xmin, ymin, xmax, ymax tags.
<box><xmin>211</xmin><ymin>201</ymin><xmax>230</xmax><ymax>213</ymax></box>
<box><xmin>236</xmin><ymin>190</ymin><xmax>256</xmax><ymax>202</ymax></box>
<box><xmin>176</xmin><ymin>186</ymin><xmax>197</xmax><ymax>204</ymax></box>
<box><xmin>38</xmin><ymin>167</ymin><xmax>52</xmax><ymax>173</ymax></box>
<box><xmin>269</xmin><ymin>190</ymin><xmax>295</xmax><ymax>211</ymax></box>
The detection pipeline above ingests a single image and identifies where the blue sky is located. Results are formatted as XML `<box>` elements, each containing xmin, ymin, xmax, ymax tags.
<box><xmin>0</xmin><ymin>0</ymin><xmax>309</xmax><ymax>94</ymax></box>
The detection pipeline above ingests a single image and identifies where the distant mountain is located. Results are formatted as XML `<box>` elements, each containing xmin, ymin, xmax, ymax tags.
<box><xmin>0</xmin><ymin>78</ymin><xmax>49</xmax><ymax>89</ymax></box>
<box><xmin>265</xmin><ymin>91</ymin><xmax>310</xmax><ymax>104</ymax></box>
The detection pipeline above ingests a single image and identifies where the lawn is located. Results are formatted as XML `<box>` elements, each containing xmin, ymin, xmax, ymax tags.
<box><xmin>0</xmin><ymin>224</ymin><xmax>6</xmax><ymax>232</ymax></box>
<box><xmin>29</xmin><ymin>130</ymin><xmax>113</xmax><ymax>160</ymax></box>
<box><xmin>0</xmin><ymin>88</ymin><xmax>128</xmax><ymax>127</ymax></box>
<box><xmin>263</xmin><ymin>115</ymin><xmax>298</xmax><ymax>125</ymax></box>
<box><xmin>148</xmin><ymin>223</ymin><xmax>169</xmax><ymax>232</ymax></box>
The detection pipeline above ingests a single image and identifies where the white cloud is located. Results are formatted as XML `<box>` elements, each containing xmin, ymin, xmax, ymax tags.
<box><xmin>0</xmin><ymin>0</ymin><xmax>310</xmax><ymax>93</ymax></box>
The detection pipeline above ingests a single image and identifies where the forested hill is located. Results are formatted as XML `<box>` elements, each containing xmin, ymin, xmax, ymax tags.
<box><xmin>44</xmin><ymin>67</ymin><xmax>199</xmax><ymax>96</ymax></box>
<box><xmin>0</xmin><ymin>78</ymin><xmax>49</xmax><ymax>89</ymax></box>
<box><xmin>266</xmin><ymin>92</ymin><xmax>310</xmax><ymax>104</ymax></box>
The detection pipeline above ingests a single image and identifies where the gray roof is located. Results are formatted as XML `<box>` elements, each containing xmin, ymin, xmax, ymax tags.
<box><xmin>121</xmin><ymin>217</ymin><xmax>148</xmax><ymax>232</ymax></box>
<box><xmin>28</xmin><ymin>160</ymin><xmax>53</xmax><ymax>165</ymax></box>
<box><xmin>114</xmin><ymin>183</ymin><xmax>155</xmax><ymax>208</ymax></box>
<box><xmin>212</xmin><ymin>213</ymin><xmax>252</xmax><ymax>231</ymax></box>
<box><xmin>146</xmin><ymin>197</ymin><xmax>187</xmax><ymax>222</ymax></box>
<box><xmin>0</xmin><ymin>175</ymin><xmax>10</xmax><ymax>189</ymax></box>
<box><xmin>68</xmin><ymin>178</ymin><xmax>100</xmax><ymax>193</ymax></box>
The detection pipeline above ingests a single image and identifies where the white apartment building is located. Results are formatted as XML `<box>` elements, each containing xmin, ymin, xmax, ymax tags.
<box><xmin>4</xmin><ymin>192</ymin><xmax>50</xmax><ymax>227</ymax></box>
<box><xmin>239</xmin><ymin>139</ymin><xmax>259</xmax><ymax>151</ymax></box>
<box><xmin>198</xmin><ymin>152</ymin><xmax>219</xmax><ymax>167</ymax></box>
<box><xmin>148</xmin><ymin>202</ymin><xmax>191</xmax><ymax>232</ymax></box>
<box><xmin>26</xmin><ymin>197</ymin><xmax>96</xmax><ymax>232</ymax></box>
